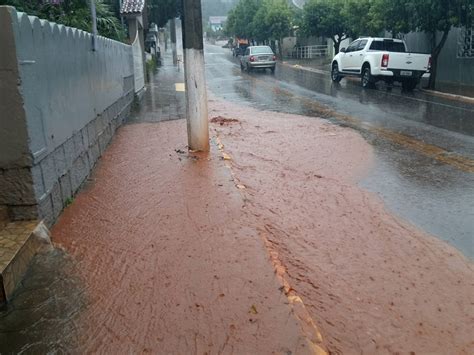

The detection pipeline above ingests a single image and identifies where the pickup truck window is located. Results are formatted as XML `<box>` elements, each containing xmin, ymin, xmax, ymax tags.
<box><xmin>369</xmin><ymin>40</ymin><xmax>406</xmax><ymax>52</ymax></box>
<box><xmin>357</xmin><ymin>40</ymin><xmax>368</xmax><ymax>51</ymax></box>
<box><xmin>346</xmin><ymin>40</ymin><xmax>360</xmax><ymax>53</ymax></box>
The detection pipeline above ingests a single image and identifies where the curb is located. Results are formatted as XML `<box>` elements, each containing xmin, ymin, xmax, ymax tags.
<box><xmin>419</xmin><ymin>88</ymin><xmax>474</xmax><ymax>104</ymax></box>
<box><xmin>280</xmin><ymin>61</ymin><xmax>329</xmax><ymax>76</ymax></box>
<box><xmin>214</xmin><ymin>134</ymin><xmax>328</xmax><ymax>354</ymax></box>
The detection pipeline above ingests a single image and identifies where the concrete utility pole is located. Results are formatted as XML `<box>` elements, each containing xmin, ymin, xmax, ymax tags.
<box><xmin>89</xmin><ymin>0</ymin><xmax>98</xmax><ymax>51</ymax></box>
<box><xmin>181</xmin><ymin>0</ymin><xmax>209</xmax><ymax>152</ymax></box>
<box><xmin>170</xmin><ymin>18</ymin><xmax>178</xmax><ymax>65</ymax></box>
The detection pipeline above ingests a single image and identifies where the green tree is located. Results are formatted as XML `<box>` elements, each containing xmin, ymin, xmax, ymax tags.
<box><xmin>342</xmin><ymin>0</ymin><xmax>384</xmax><ymax>38</ymax></box>
<box><xmin>224</xmin><ymin>8</ymin><xmax>237</xmax><ymax>36</ymax></box>
<box><xmin>224</xmin><ymin>0</ymin><xmax>262</xmax><ymax>39</ymax></box>
<box><xmin>301</xmin><ymin>0</ymin><xmax>349</xmax><ymax>54</ymax></box>
<box><xmin>368</xmin><ymin>0</ymin><xmax>412</xmax><ymax>36</ymax></box>
<box><xmin>147</xmin><ymin>0</ymin><xmax>181</xmax><ymax>28</ymax></box>
<box><xmin>408</xmin><ymin>0</ymin><xmax>472</xmax><ymax>89</ymax></box>
<box><xmin>252</xmin><ymin>0</ymin><xmax>292</xmax><ymax>56</ymax></box>
<box><xmin>0</xmin><ymin>0</ymin><xmax>126</xmax><ymax>41</ymax></box>
<box><xmin>370</xmin><ymin>0</ymin><xmax>472</xmax><ymax>89</ymax></box>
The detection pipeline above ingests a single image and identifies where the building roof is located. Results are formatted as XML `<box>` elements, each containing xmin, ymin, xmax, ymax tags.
<box><xmin>209</xmin><ymin>16</ymin><xmax>227</xmax><ymax>25</ymax></box>
<box><xmin>120</xmin><ymin>0</ymin><xmax>145</xmax><ymax>14</ymax></box>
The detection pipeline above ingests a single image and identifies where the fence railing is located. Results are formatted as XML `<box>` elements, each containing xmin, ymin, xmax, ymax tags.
<box><xmin>291</xmin><ymin>45</ymin><xmax>328</xmax><ymax>59</ymax></box>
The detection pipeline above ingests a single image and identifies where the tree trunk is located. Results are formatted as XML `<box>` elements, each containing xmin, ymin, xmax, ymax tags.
<box><xmin>427</xmin><ymin>29</ymin><xmax>449</xmax><ymax>90</ymax></box>
<box><xmin>278</xmin><ymin>37</ymin><xmax>283</xmax><ymax>59</ymax></box>
<box><xmin>270</xmin><ymin>40</ymin><xmax>276</xmax><ymax>54</ymax></box>
<box><xmin>333</xmin><ymin>39</ymin><xmax>340</xmax><ymax>55</ymax></box>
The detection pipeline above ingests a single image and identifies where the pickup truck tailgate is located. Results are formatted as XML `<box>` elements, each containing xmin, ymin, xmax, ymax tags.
<box><xmin>386</xmin><ymin>53</ymin><xmax>430</xmax><ymax>71</ymax></box>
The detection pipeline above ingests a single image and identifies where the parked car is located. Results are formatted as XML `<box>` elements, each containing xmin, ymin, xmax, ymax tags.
<box><xmin>240</xmin><ymin>46</ymin><xmax>276</xmax><ymax>73</ymax></box>
<box><xmin>331</xmin><ymin>37</ymin><xmax>431</xmax><ymax>91</ymax></box>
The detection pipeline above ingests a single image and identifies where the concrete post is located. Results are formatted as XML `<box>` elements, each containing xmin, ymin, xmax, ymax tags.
<box><xmin>181</xmin><ymin>0</ymin><xmax>209</xmax><ymax>152</ymax></box>
<box><xmin>170</xmin><ymin>18</ymin><xmax>178</xmax><ymax>65</ymax></box>
<box><xmin>89</xmin><ymin>0</ymin><xmax>98</xmax><ymax>51</ymax></box>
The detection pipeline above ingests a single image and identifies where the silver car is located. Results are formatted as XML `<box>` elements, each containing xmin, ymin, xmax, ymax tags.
<box><xmin>240</xmin><ymin>46</ymin><xmax>276</xmax><ymax>73</ymax></box>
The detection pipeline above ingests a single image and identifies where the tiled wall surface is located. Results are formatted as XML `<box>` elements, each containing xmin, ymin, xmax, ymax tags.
<box><xmin>30</xmin><ymin>89</ymin><xmax>134</xmax><ymax>226</ymax></box>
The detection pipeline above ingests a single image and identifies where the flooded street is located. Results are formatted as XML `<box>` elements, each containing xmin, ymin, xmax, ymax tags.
<box><xmin>0</xmin><ymin>45</ymin><xmax>472</xmax><ymax>354</ymax></box>
<box><xmin>207</xmin><ymin>98</ymin><xmax>473</xmax><ymax>354</ymax></box>
<box><xmin>204</xmin><ymin>44</ymin><xmax>474</xmax><ymax>258</ymax></box>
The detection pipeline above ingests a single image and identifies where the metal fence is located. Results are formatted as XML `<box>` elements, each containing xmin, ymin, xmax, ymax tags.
<box><xmin>291</xmin><ymin>45</ymin><xmax>328</xmax><ymax>59</ymax></box>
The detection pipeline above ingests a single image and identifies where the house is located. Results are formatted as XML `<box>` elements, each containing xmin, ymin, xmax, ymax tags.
<box><xmin>209</xmin><ymin>16</ymin><xmax>227</xmax><ymax>32</ymax></box>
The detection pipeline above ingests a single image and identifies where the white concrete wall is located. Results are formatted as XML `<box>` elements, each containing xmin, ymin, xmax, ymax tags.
<box><xmin>7</xmin><ymin>8</ymin><xmax>134</xmax><ymax>162</ymax></box>
<box><xmin>0</xmin><ymin>6</ymin><xmax>135</xmax><ymax>224</ymax></box>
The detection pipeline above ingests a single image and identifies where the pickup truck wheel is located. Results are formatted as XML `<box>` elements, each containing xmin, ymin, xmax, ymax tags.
<box><xmin>331</xmin><ymin>63</ymin><xmax>342</xmax><ymax>82</ymax></box>
<box><xmin>246</xmin><ymin>64</ymin><xmax>252</xmax><ymax>72</ymax></box>
<box><xmin>240</xmin><ymin>62</ymin><xmax>244</xmax><ymax>71</ymax></box>
<box><xmin>402</xmin><ymin>79</ymin><xmax>418</xmax><ymax>91</ymax></box>
<box><xmin>361</xmin><ymin>67</ymin><xmax>375</xmax><ymax>89</ymax></box>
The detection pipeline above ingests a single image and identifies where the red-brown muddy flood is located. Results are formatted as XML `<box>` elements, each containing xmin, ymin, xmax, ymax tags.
<box><xmin>50</xmin><ymin>98</ymin><xmax>473</xmax><ymax>354</ymax></box>
<box><xmin>207</xmin><ymin>98</ymin><xmax>474</xmax><ymax>355</ymax></box>
<box><xmin>52</xmin><ymin>120</ymin><xmax>324</xmax><ymax>353</ymax></box>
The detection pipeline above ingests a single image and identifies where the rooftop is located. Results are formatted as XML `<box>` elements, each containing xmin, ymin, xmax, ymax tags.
<box><xmin>209</xmin><ymin>16</ymin><xmax>227</xmax><ymax>24</ymax></box>
<box><xmin>120</xmin><ymin>0</ymin><xmax>145</xmax><ymax>14</ymax></box>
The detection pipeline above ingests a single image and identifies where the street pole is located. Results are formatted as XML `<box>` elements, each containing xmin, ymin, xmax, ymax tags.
<box><xmin>90</xmin><ymin>0</ymin><xmax>98</xmax><ymax>51</ymax></box>
<box><xmin>181</xmin><ymin>0</ymin><xmax>209</xmax><ymax>152</ymax></box>
<box><xmin>119</xmin><ymin>0</ymin><xmax>124</xmax><ymax>27</ymax></box>
<box><xmin>170</xmin><ymin>17</ymin><xmax>178</xmax><ymax>65</ymax></box>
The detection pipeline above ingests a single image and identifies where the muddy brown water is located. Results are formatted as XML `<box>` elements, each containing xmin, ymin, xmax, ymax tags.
<box><xmin>48</xmin><ymin>120</ymin><xmax>322</xmax><ymax>353</ymax></box>
<box><xmin>208</xmin><ymin>98</ymin><xmax>474</xmax><ymax>355</ymax></box>
<box><xmin>1</xmin><ymin>89</ymin><xmax>472</xmax><ymax>353</ymax></box>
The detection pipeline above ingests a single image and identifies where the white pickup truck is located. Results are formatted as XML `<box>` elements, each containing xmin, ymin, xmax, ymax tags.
<box><xmin>331</xmin><ymin>37</ymin><xmax>431</xmax><ymax>91</ymax></box>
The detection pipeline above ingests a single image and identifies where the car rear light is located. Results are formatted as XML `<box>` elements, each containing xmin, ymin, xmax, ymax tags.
<box><xmin>427</xmin><ymin>56</ymin><xmax>432</xmax><ymax>71</ymax></box>
<box><xmin>249</xmin><ymin>56</ymin><xmax>255</xmax><ymax>62</ymax></box>
<box><xmin>272</xmin><ymin>55</ymin><xmax>276</xmax><ymax>61</ymax></box>
<box><xmin>381</xmin><ymin>53</ymin><xmax>389</xmax><ymax>68</ymax></box>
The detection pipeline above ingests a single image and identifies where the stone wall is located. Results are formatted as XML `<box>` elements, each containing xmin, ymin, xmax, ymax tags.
<box><xmin>0</xmin><ymin>6</ymin><xmax>135</xmax><ymax>226</ymax></box>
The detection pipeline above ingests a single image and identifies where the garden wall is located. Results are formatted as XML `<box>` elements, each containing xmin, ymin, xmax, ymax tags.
<box><xmin>0</xmin><ymin>6</ymin><xmax>135</xmax><ymax>225</ymax></box>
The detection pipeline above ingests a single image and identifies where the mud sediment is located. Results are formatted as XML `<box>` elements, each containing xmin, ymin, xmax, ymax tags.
<box><xmin>208</xmin><ymin>98</ymin><xmax>474</xmax><ymax>355</ymax></box>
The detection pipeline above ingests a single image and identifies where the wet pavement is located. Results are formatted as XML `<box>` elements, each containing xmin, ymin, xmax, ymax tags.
<box><xmin>130</xmin><ymin>62</ymin><xmax>185</xmax><ymax>123</ymax></box>
<box><xmin>0</xmin><ymin>248</ymin><xmax>85</xmax><ymax>352</ymax></box>
<box><xmin>0</xmin><ymin>52</ymin><xmax>326</xmax><ymax>354</ymax></box>
<box><xmin>0</xmin><ymin>42</ymin><xmax>472</xmax><ymax>354</ymax></box>
<box><xmin>207</xmin><ymin>98</ymin><xmax>474</xmax><ymax>354</ymax></box>
<box><xmin>204</xmin><ymin>44</ymin><xmax>474</xmax><ymax>258</ymax></box>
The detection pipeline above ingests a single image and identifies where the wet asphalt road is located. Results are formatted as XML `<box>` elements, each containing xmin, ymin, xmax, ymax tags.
<box><xmin>204</xmin><ymin>44</ymin><xmax>474</xmax><ymax>259</ymax></box>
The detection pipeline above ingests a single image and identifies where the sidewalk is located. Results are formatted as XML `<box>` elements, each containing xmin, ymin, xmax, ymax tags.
<box><xmin>49</xmin><ymin>53</ymin><xmax>326</xmax><ymax>353</ymax></box>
